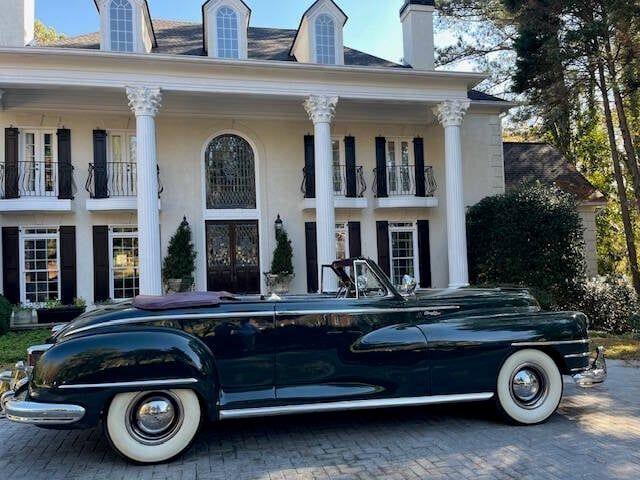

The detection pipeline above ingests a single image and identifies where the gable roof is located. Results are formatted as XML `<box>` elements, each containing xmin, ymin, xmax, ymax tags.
<box><xmin>503</xmin><ymin>142</ymin><xmax>606</xmax><ymax>203</ymax></box>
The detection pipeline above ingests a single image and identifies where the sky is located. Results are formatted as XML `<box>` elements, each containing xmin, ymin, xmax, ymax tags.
<box><xmin>34</xmin><ymin>0</ymin><xmax>457</xmax><ymax>65</ymax></box>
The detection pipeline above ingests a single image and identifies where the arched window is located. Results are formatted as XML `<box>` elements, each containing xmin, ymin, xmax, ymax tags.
<box><xmin>315</xmin><ymin>14</ymin><xmax>336</xmax><ymax>65</ymax></box>
<box><xmin>205</xmin><ymin>134</ymin><xmax>256</xmax><ymax>209</ymax></box>
<box><xmin>110</xmin><ymin>0</ymin><xmax>134</xmax><ymax>52</ymax></box>
<box><xmin>217</xmin><ymin>6</ymin><xmax>239</xmax><ymax>59</ymax></box>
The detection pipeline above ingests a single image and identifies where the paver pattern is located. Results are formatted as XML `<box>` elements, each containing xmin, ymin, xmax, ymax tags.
<box><xmin>1</xmin><ymin>360</ymin><xmax>639</xmax><ymax>480</ymax></box>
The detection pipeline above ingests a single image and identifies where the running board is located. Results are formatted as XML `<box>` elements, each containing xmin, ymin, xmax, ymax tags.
<box><xmin>218</xmin><ymin>392</ymin><xmax>494</xmax><ymax>420</ymax></box>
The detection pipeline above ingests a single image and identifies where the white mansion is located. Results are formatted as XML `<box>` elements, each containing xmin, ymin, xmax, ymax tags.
<box><xmin>0</xmin><ymin>0</ymin><xmax>602</xmax><ymax>306</ymax></box>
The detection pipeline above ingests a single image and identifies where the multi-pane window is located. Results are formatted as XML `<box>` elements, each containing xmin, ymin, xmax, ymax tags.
<box><xmin>335</xmin><ymin>223</ymin><xmax>349</xmax><ymax>260</ymax></box>
<box><xmin>386</xmin><ymin>139</ymin><xmax>413</xmax><ymax>195</ymax></box>
<box><xmin>389</xmin><ymin>222</ymin><xmax>418</xmax><ymax>287</ymax></box>
<box><xmin>20</xmin><ymin>131</ymin><xmax>57</xmax><ymax>196</ymax></box>
<box><xmin>110</xmin><ymin>0</ymin><xmax>134</xmax><ymax>52</ymax></box>
<box><xmin>315</xmin><ymin>14</ymin><xmax>336</xmax><ymax>64</ymax></box>
<box><xmin>332</xmin><ymin>140</ymin><xmax>343</xmax><ymax>194</ymax></box>
<box><xmin>21</xmin><ymin>228</ymin><xmax>60</xmax><ymax>304</ymax></box>
<box><xmin>110</xmin><ymin>227</ymin><xmax>139</xmax><ymax>300</ymax></box>
<box><xmin>108</xmin><ymin>132</ymin><xmax>137</xmax><ymax>196</ymax></box>
<box><xmin>217</xmin><ymin>6</ymin><xmax>239</xmax><ymax>59</ymax></box>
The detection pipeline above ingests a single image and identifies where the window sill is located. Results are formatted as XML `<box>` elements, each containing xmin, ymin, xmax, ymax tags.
<box><xmin>375</xmin><ymin>196</ymin><xmax>438</xmax><ymax>209</ymax></box>
<box><xmin>301</xmin><ymin>196</ymin><xmax>369</xmax><ymax>211</ymax></box>
<box><xmin>86</xmin><ymin>197</ymin><xmax>162</xmax><ymax>212</ymax></box>
<box><xmin>0</xmin><ymin>198</ymin><xmax>72</xmax><ymax>213</ymax></box>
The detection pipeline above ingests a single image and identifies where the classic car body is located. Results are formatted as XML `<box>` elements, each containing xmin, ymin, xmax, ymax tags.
<box><xmin>0</xmin><ymin>258</ymin><xmax>606</xmax><ymax>463</ymax></box>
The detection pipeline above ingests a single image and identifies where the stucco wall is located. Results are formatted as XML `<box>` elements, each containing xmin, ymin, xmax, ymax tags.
<box><xmin>0</xmin><ymin>108</ymin><xmax>503</xmax><ymax>301</ymax></box>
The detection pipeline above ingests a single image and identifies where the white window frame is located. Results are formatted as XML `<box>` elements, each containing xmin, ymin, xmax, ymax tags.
<box><xmin>331</xmin><ymin>137</ymin><xmax>347</xmax><ymax>196</ymax></box>
<box><xmin>109</xmin><ymin>0</ymin><xmax>135</xmax><ymax>53</ymax></box>
<box><xmin>107</xmin><ymin>130</ymin><xmax>137</xmax><ymax>164</ymax></box>
<box><xmin>108</xmin><ymin>226</ymin><xmax>140</xmax><ymax>301</ymax></box>
<box><xmin>385</xmin><ymin>138</ymin><xmax>415</xmax><ymax>195</ymax></box>
<box><xmin>216</xmin><ymin>5</ymin><xmax>240</xmax><ymax>59</ymax></box>
<box><xmin>388</xmin><ymin>222</ymin><xmax>420</xmax><ymax>287</ymax></box>
<box><xmin>19</xmin><ymin>226</ymin><xmax>61</xmax><ymax>305</ymax></box>
<box><xmin>335</xmin><ymin>222</ymin><xmax>350</xmax><ymax>261</ymax></box>
<box><xmin>18</xmin><ymin>129</ymin><xmax>58</xmax><ymax>197</ymax></box>
<box><xmin>314</xmin><ymin>13</ymin><xmax>337</xmax><ymax>65</ymax></box>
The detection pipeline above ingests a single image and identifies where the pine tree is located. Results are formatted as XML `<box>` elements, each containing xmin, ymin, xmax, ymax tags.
<box><xmin>270</xmin><ymin>229</ymin><xmax>294</xmax><ymax>275</ymax></box>
<box><xmin>163</xmin><ymin>217</ymin><xmax>197</xmax><ymax>286</ymax></box>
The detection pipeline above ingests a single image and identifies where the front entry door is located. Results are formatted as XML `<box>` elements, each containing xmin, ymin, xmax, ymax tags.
<box><xmin>206</xmin><ymin>220</ymin><xmax>260</xmax><ymax>294</ymax></box>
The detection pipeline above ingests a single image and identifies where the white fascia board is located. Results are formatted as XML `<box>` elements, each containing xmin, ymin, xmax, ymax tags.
<box><xmin>0</xmin><ymin>47</ymin><xmax>488</xmax><ymax>97</ymax></box>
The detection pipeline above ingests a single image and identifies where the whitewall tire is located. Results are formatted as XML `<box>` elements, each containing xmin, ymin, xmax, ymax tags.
<box><xmin>496</xmin><ymin>349</ymin><xmax>563</xmax><ymax>425</ymax></box>
<box><xmin>105</xmin><ymin>389</ymin><xmax>201</xmax><ymax>464</ymax></box>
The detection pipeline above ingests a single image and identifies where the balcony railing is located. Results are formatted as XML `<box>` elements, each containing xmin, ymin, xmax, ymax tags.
<box><xmin>0</xmin><ymin>161</ymin><xmax>73</xmax><ymax>199</ymax></box>
<box><xmin>301</xmin><ymin>165</ymin><xmax>367</xmax><ymax>199</ymax></box>
<box><xmin>86</xmin><ymin>162</ymin><xmax>163</xmax><ymax>198</ymax></box>
<box><xmin>373</xmin><ymin>165</ymin><xmax>437</xmax><ymax>197</ymax></box>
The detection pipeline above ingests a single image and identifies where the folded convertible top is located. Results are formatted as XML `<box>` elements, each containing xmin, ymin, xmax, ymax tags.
<box><xmin>133</xmin><ymin>291</ymin><xmax>239</xmax><ymax>311</ymax></box>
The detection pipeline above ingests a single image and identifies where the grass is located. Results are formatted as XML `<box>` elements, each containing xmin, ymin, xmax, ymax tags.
<box><xmin>590</xmin><ymin>332</ymin><xmax>640</xmax><ymax>361</ymax></box>
<box><xmin>0</xmin><ymin>329</ymin><xmax>51</xmax><ymax>370</ymax></box>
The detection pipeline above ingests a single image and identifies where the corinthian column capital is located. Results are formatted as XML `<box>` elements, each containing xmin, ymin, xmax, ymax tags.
<box><xmin>432</xmin><ymin>99</ymin><xmax>471</xmax><ymax>127</ymax></box>
<box><xmin>126</xmin><ymin>86</ymin><xmax>162</xmax><ymax>117</ymax></box>
<box><xmin>304</xmin><ymin>95</ymin><xmax>339</xmax><ymax>124</ymax></box>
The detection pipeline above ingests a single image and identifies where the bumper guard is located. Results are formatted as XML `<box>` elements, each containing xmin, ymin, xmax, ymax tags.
<box><xmin>572</xmin><ymin>346</ymin><xmax>607</xmax><ymax>387</ymax></box>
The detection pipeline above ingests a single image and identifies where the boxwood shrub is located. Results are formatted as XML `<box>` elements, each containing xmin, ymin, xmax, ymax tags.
<box><xmin>0</xmin><ymin>296</ymin><xmax>12</xmax><ymax>336</ymax></box>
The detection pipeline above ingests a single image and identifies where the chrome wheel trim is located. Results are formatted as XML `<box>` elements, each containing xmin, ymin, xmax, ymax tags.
<box><xmin>508</xmin><ymin>363</ymin><xmax>549</xmax><ymax>410</ymax></box>
<box><xmin>125</xmin><ymin>391</ymin><xmax>184</xmax><ymax>446</ymax></box>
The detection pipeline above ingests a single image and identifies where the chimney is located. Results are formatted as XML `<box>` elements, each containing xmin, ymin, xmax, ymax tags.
<box><xmin>400</xmin><ymin>0</ymin><xmax>435</xmax><ymax>70</ymax></box>
<box><xmin>0</xmin><ymin>0</ymin><xmax>35</xmax><ymax>47</ymax></box>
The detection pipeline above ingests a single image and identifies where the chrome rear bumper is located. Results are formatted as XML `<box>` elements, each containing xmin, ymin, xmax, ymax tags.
<box><xmin>1</xmin><ymin>389</ymin><xmax>85</xmax><ymax>425</ymax></box>
<box><xmin>572</xmin><ymin>346</ymin><xmax>607</xmax><ymax>387</ymax></box>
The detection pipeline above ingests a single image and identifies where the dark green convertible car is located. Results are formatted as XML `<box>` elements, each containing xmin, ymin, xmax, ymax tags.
<box><xmin>0</xmin><ymin>258</ymin><xmax>606</xmax><ymax>464</ymax></box>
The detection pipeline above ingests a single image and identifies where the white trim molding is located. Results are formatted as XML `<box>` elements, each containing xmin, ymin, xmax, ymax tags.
<box><xmin>375</xmin><ymin>196</ymin><xmax>438</xmax><ymax>209</ymax></box>
<box><xmin>0</xmin><ymin>198</ymin><xmax>72</xmax><ymax>213</ymax></box>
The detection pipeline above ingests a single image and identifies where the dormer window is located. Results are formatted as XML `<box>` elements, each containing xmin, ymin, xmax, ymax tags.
<box><xmin>290</xmin><ymin>0</ymin><xmax>347</xmax><ymax>66</ymax></box>
<box><xmin>203</xmin><ymin>0</ymin><xmax>251</xmax><ymax>59</ymax></box>
<box><xmin>216</xmin><ymin>6</ymin><xmax>239</xmax><ymax>59</ymax></box>
<box><xmin>109</xmin><ymin>0</ymin><xmax>134</xmax><ymax>52</ymax></box>
<box><xmin>315</xmin><ymin>14</ymin><xmax>336</xmax><ymax>64</ymax></box>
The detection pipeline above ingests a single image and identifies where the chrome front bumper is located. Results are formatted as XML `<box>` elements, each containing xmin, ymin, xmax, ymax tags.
<box><xmin>572</xmin><ymin>346</ymin><xmax>607</xmax><ymax>387</ymax></box>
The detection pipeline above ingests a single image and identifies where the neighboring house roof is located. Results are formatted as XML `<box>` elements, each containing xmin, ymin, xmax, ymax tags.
<box><xmin>45</xmin><ymin>19</ymin><xmax>503</xmax><ymax>103</ymax></box>
<box><xmin>503</xmin><ymin>142</ymin><xmax>606</xmax><ymax>204</ymax></box>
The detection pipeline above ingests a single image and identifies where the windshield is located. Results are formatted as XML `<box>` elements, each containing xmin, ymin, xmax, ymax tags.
<box><xmin>322</xmin><ymin>259</ymin><xmax>390</xmax><ymax>299</ymax></box>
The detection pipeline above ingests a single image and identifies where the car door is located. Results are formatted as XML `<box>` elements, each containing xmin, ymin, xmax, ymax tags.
<box><xmin>274</xmin><ymin>264</ymin><xmax>429</xmax><ymax>403</ymax></box>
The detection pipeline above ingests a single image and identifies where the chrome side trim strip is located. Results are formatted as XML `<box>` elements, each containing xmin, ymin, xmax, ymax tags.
<box><xmin>512</xmin><ymin>339</ymin><xmax>589</xmax><ymax>347</ymax></box>
<box><xmin>564</xmin><ymin>352</ymin><xmax>591</xmax><ymax>359</ymax></box>
<box><xmin>218</xmin><ymin>392</ymin><xmax>494</xmax><ymax>420</ymax></box>
<box><xmin>58</xmin><ymin>378</ymin><xmax>199</xmax><ymax>389</ymax></box>
<box><xmin>276</xmin><ymin>306</ymin><xmax>455</xmax><ymax>316</ymax></box>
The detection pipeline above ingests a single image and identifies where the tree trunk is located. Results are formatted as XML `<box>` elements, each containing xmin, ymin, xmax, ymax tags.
<box><xmin>596</xmin><ymin>60</ymin><xmax>640</xmax><ymax>294</ymax></box>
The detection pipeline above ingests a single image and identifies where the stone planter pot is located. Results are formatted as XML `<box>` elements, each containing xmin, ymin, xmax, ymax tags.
<box><xmin>11</xmin><ymin>309</ymin><xmax>36</xmax><ymax>328</ymax></box>
<box><xmin>36</xmin><ymin>306</ymin><xmax>86</xmax><ymax>325</ymax></box>
<box><xmin>264</xmin><ymin>273</ymin><xmax>294</xmax><ymax>295</ymax></box>
<box><xmin>166</xmin><ymin>277</ymin><xmax>194</xmax><ymax>295</ymax></box>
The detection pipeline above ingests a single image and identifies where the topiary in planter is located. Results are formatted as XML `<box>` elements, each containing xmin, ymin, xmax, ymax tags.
<box><xmin>0</xmin><ymin>296</ymin><xmax>11</xmax><ymax>335</ymax></box>
<box><xmin>265</xmin><ymin>228</ymin><xmax>294</xmax><ymax>294</ymax></box>
<box><xmin>163</xmin><ymin>217</ymin><xmax>197</xmax><ymax>293</ymax></box>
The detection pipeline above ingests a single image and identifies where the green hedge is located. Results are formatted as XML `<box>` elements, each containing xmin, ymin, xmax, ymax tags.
<box><xmin>0</xmin><ymin>296</ymin><xmax>12</xmax><ymax>336</ymax></box>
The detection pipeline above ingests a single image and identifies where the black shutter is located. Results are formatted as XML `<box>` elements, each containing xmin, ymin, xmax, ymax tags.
<box><xmin>414</xmin><ymin>138</ymin><xmax>426</xmax><ymax>198</ymax></box>
<box><xmin>376</xmin><ymin>221</ymin><xmax>390</xmax><ymax>277</ymax></box>
<box><xmin>348</xmin><ymin>222</ymin><xmax>362</xmax><ymax>258</ymax></box>
<box><xmin>93</xmin><ymin>130</ymin><xmax>108</xmax><ymax>199</ymax></box>
<box><xmin>57</xmin><ymin>129</ymin><xmax>73</xmax><ymax>200</ymax></box>
<box><xmin>59</xmin><ymin>226</ymin><xmax>77</xmax><ymax>304</ymax></box>
<box><xmin>4</xmin><ymin>128</ymin><xmax>19</xmax><ymax>199</ymax></box>
<box><xmin>345</xmin><ymin>136</ymin><xmax>357</xmax><ymax>198</ymax></box>
<box><xmin>305</xmin><ymin>222</ymin><xmax>318</xmax><ymax>293</ymax></box>
<box><xmin>375</xmin><ymin>137</ymin><xmax>387</xmax><ymax>197</ymax></box>
<box><xmin>417</xmin><ymin>220</ymin><xmax>432</xmax><ymax>288</ymax></box>
<box><xmin>2</xmin><ymin>227</ymin><xmax>20</xmax><ymax>304</ymax></box>
<box><xmin>304</xmin><ymin>135</ymin><xmax>315</xmax><ymax>199</ymax></box>
<box><xmin>93</xmin><ymin>226</ymin><xmax>110</xmax><ymax>302</ymax></box>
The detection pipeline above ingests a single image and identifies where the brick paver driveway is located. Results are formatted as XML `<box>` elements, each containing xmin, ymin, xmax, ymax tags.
<box><xmin>1</xmin><ymin>360</ymin><xmax>639</xmax><ymax>480</ymax></box>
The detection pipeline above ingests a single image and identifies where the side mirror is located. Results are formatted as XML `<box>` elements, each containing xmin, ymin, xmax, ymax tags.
<box><xmin>400</xmin><ymin>275</ymin><xmax>417</xmax><ymax>296</ymax></box>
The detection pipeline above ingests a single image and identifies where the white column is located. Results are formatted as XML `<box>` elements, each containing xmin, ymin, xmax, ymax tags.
<box><xmin>304</xmin><ymin>95</ymin><xmax>339</xmax><ymax>292</ymax></box>
<box><xmin>433</xmin><ymin>100</ymin><xmax>471</xmax><ymax>288</ymax></box>
<box><xmin>126</xmin><ymin>86</ymin><xmax>163</xmax><ymax>296</ymax></box>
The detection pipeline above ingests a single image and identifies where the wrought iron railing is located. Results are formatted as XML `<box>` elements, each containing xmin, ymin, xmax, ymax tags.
<box><xmin>301</xmin><ymin>165</ymin><xmax>367</xmax><ymax>198</ymax></box>
<box><xmin>373</xmin><ymin>165</ymin><xmax>437</xmax><ymax>197</ymax></box>
<box><xmin>86</xmin><ymin>162</ymin><xmax>163</xmax><ymax>198</ymax></box>
<box><xmin>0</xmin><ymin>161</ymin><xmax>72</xmax><ymax>198</ymax></box>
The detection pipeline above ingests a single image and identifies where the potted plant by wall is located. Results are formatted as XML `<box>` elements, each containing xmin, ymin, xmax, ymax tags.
<box><xmin>11</xmin><ymin>303</ymin><xmax>36</xmax><ymax>328</ymax></box>
<box><xmin>36</xmin><ymin>298</ymin><xmax>86</xmax><ymax>325</ymax></box>
<box><xmin>265</xmin><ymin>222</ymin><xmax>294</xmax><ymax>295</ymax></box>
<box><xmin>163</xmin><ymin>217</ymin><xmax>197</xmax><ymax>294</ymax></box>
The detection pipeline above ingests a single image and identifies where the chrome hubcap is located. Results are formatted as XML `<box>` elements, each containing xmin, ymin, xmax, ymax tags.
<box><xmin>509</xmin><ymin>364</ymin><xmax>548</xmax><ymax>409</ymax></box>
<box><xmin>126</xmin><ymin>392</ymin><xmax>184</xmax><ymax>445</ymax></box>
